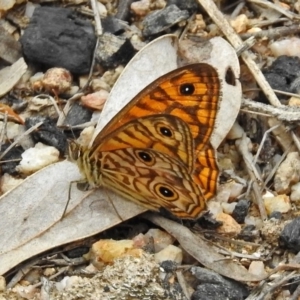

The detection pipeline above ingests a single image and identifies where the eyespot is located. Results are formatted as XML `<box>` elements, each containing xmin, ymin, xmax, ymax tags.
<box><xmin>225</xmin><ymin>67</ymin><xmax>236</xmax><ymax>86</ymax></box>
<box><xmin>159</xmin><ymin>126</ymin><xmax>172</xmax><ymax>137</ymax></box>
<box><xmin>179</xmin><ymin>83</ymin><xmax>195</xmax><ymax>95</ymax></box>
<box><xmin>155</xmin><ymin>184</ymin><xmax>177</xmax><ymax>200</ymax></box>
<box><xmin>136</xmin><ymin>150</ymin><xmax>153</xmax><ymax>163</ymax></box>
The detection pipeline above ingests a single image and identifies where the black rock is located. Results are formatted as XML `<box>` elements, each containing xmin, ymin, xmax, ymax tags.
<box><xmin>287</xmin><ymin>275</ymin><xmax>300</xmax><ymax>294</ymax></box>
<box><xmin>102</xmin><ymin>16</ymin><xmax>126</xmax><ymax>35</ymax></box>
<box><xmin>160</xmin><ymin>260</ymin><xmax>177</xmax><ymax>273</ymax></box>
<box><xmin>232</xmin><ymin>199</ymin><xmax>250</xmax><ymax>224</ymax></box>
<box><xmin>237</xmin><ymin>225</ymin><xmax>258</xmax><ymax>242</ymax></box>
<box><xmin>142</xmin><ymin>5</ymin><xmax>189</xmax><ymax>37</ymax></box>
<box><xmin>25</xmin><ymin>117</ymin><xmax>67</xmax><ymax>155</ymax></box>
<box><xmin>279</xmin><ymin>217</ymin><xmax>300</xmax><ymax>252</ymax></box>
<box><xmin>65</xmin><ymin>246</ymin><xmax>89</xmax><ymax>258</ymax></box>
<box><xmin>190</xmin><ymin>267</ymin><xmax>249</xmax><ymax>300</ymax></box>
<box><xmin>96</xmin><ymin>32</ymin><xmax>135</xmax><ymax>68</ymax></box>
<box><xmin>63</xmin><ymin>102</ymin><xmax>93</xmax><ymax>127</ymax></box>
<box><xmin>269</xmin><ymin>211</ymin><xmax>282</xmax><ymax>220</ymax></box>
<box><xmin>261</xmin><ymin>56</ymin><xmax>300</xmax><ymax>102</ymax></box>
<box><xmin>20</xmin><ymin>7</ymin><xmax>96</xmax><ymax>74</ymax></box>
<box><xmin>115</xmin><ymin>0</ymin><xmax>135</xmax><ymax>20</ymax></box>
<box><xmin>0</xmin><ymin>145</ymin><xmax>23</xmax><ymax>176</ymax></box>
<box><xmin>166</xmin><ymin>0</ymin><xmax>199</xmax><ymax>14</ymax></box>
<box><xmin>197</xmin><ymin>211</ymin><xmax>222</xmax><ymax>230</ymax></box>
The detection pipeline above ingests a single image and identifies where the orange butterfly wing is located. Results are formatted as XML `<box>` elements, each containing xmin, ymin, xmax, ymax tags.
<box><xmin>92</xmin><ymin>63</ymin><xmax>220</xmax><ymax>201</ymax></box>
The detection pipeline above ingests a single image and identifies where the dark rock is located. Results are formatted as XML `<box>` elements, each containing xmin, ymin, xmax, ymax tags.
<box><xmin>102</xmin><ymin>16</ymin><xmax>126</xmax><ymax>35</ymax></box>
<box><xmin>197</xmin><ymin>211</ymin><xmax>222</xmax><ymax>230</ymax></box>
<box><xmin>232</xmin><ymin>199</ymin><xmax>250</xmax><ymax>224</ymax></box>
<box><xmin>0</xmin><ymin>145</ymin><xmax>23</xmax><ymax>176</ymax></box>
<box><xmin>237</xmin><ymin>225</ymin><xmax>258</xmax><ymax>242</ymax></box>
<box><xmin>160</xmin><ymin>260</ymin><xmax>177</xmax><ymax>273</ymax></box>
<box><xmin>269</xmin><ymin>211</ymin><xmax>282</xmax><ymax>220</ymax></box>
<box><xmin>63</xmin><ymin>102</ymin><xmax>93</xmax><ymax>127</ymax></box>
<box><xmin>2</xmin><ymin>94</ymin><xmax>28</xmax><ymax>113</ymax></box>
<box><xmin>261</xmin><ymin>56</ymin><xmax>300</xmax><ymax>102</ymax></box>
<box><xmin>190</xmin><ymin>267</ymin><xmax>249</xmax><ymax>300</ymax></box>
<box><xmin>20</xmin><ymin>7</ymin><xmax>96</xmax><ymax>74</ymax></box>
<box><xmin>279</xmin><ymin>217</ymin><xmax>300</xmax><ymax>252</ymax></box>
<box><xmin>142</xmin><ymin>5</ymin><xmax>189</xmax><ymax>37</ymax></box>
<box><xmin>115</xmin><ymin>0</ymin><xmax>135</xmax><ymax>20</ymax></box>
<box><xmin>287</xmin><ymin>275</ymin><xmax>300</xmax><ymax>294</ymax></box>
<box><xmin>65</xmin><ymin>246</ymin><xmax>89</xmax><ymax>258</ymax></box>
<box><xmin>25</xmin><ymin>117</ymin><xmax>67</xmax><ymax>155</ymax></box>
<box><xmin>166</xmin><ymin>0</ymin><xmax>199</xmax><ymax>14</ymax></box>
<box><xmin>96</xmin><ymin>32</ymin><xmax>135</xmax><ymax>68</ymax></box>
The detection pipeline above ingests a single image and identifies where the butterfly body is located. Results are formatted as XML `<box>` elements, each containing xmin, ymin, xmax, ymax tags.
<box><xmin>71</xmin><ymin>63</ymin><xmax>225</xmax><ymax>219</ymax></box>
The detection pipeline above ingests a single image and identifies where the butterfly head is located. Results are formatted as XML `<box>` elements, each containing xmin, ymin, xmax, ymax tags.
<box><xmin>67</xmin><ymin>140</ymin><xmax>85</xmax><ymax>162</ymax></box>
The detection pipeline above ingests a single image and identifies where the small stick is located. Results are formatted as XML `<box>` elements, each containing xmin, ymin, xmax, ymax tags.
<box><xmin>241</xmin><ymin>24</ymin><xmax>300</xmax><ymax>39</ymax></box>
<box><xmin>0</xmin><ymin>122</ymin><xmax>43</xmax><ymax>160</ymax></box>
<box><xmin>236</xmin><ymin>134</ymin><xmax>267</xmax><ymax>220</ymax></box>
<box><xmin>252</xmin><ymin>125</ymin><xmax>280</xmax><ymax>165</ymax></box>
<box><xmin>247</xmin><ymin>0</ymin><xmax>300</xmax><ymax>21</ymax></box>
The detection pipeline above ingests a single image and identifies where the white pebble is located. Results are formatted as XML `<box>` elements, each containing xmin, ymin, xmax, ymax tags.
<box><xmin>221</xmin><ymin>202</ymin><xmax>237</xmax><ymax>214</ymax></box>
<box><xmin>17</xmin><ymin>142</ymin><xmax>60</xmax><ymax>174</ymax></box>
<box><xmin>244</xmin><ymin>216</ymin><xmax>263</xmax><ymax>229</ymax></box>
<box><xmin>0</xmin><ymin>276</ymin><xmax>6</xmax><ymax>291</ymax></box>
<box><xmin>154</xmin><ymin>245</ymin><xmax>182</xmax><ymax>265</ymax></box>
<box><xmin>206</xmin><ymin>200</ymin><xmax>222</xmax><ymax>217</ymax></box>
<box><xmin>97</xmin><ymin>1</ymin><xmax>107</xmax><ymax>17</ymax></box>
<box><xmin>230</xmin><ymin>14</ymin><xmax>249</xmax><ymax>33</ymax></box>
<box><xmin>274</xmin><ymin>152</ymin><xmax>300</xmax><ymax>194</ymax></box>
<box><xmin>290</xmin><ymin>182</ymin><xmax>300</xmax><ymax>202</ymax></box>
<box><xmin>131</xmin><ymin>0</ymin><xmax>151</xmax><ymax>16</ymax></box>
<box><xmin>270</xmin><ymin>38</ymin><xmax>300</xmax><ymax>57</ymax></box>
<box><xmin>263</xmin><ymin>194</ymin><xmax>291</xmax><ymax>215</ymax></box>
<box><xmin>144</xmin><ymin>228</ymin><xmax>175</xmax><ymax>252</ymax></box>
<box><xmin>215</xmin><ymin>212</ymin><xmax>241</xmax><ymax>234</ymax></box>
<box><xmin>248</xmin><ymin>261</ymin><xmax>268</xmax><ymax>278</ymax></box>
<box><xmin>0</xmin><ymin>173</ymin><xmax>24</xmax><ymax>194</ymax></box>
<box><xmin>0</xmin><ymin>121</ymin><xmax>22</xmax><ymax>140</ymax></box>
<box><xmin>226</xmin><ymin>121</ymin><xmax>244</xmax><ymax>140</ymax></box>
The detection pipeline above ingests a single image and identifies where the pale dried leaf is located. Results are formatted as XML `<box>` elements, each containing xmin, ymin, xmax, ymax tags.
<box><xmin>0</xmin><ymin>57</ymin><xmax>27</xmax><ymax>97</ymax></box>
<box><xmin>0</xmin><ymin>160</ymin><xmax>145</xmax><ymax>275</ymax></box>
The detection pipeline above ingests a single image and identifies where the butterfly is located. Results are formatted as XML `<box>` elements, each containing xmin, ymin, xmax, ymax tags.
<box><xmin>70</xmin><ymin>63</ymin><xmax>221</xmax><ymax>219</ymax></box>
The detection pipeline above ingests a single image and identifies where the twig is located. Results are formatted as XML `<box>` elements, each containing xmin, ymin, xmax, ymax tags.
<box><xmin>90</xmin><ymin>0</ymin><xmax>102</xmax><ymax>36</ymax></box>
<box><xmin>291</xmin><ymin>131</ymin><xmax>300</xmax><ymax>153</ymax></box>
<box><xmin>56</xmin><ymin>92</ymin><xmax>84</xmax><ymax>126</ymax></box>
<box><xmin>242</xmin><ymin>98</ymin><xmax>300</xmax><ymax>122</ymax></box>
<box><xmin>33</xmin><ymin>94</ymin><xmax>61</xmax><ymax>117</ymax></box>
<box><xmin>246</xmin><ymin>271</ymin><xmax>297</xmax><ymax>300</ymax></box>
<box><xmin>176</xmin><ymin>271</ymin><xmax>191</xmax><ymax>300</ymax></box>
<box><xmin>236</xmin><ymin>134</ymin><xmax>267</xmax><ymax>220</ymax></box>
<box><xmin>263</xmin><ymin>146</ymin><xmax>290</xmax><ymax>188</ymax></box>
<box><xmin>290</xmin><ymin>281</ymin><xmax>300</xmax><ymax>300</ymax></box>
<box><xmin>252</xmin><ymin>125</ymin><xmax>279</xmax><ymax>165</ymax></box>
<box><xmin>0</xmin><ymin>121</ymin><xmax>43</xmax><ymax>160</ymax></box>
<box><xmin>0</xmin><ymin>112</ymin><xmax>8</xmax><ymax>151</ymax></box>
<box><xmin>230</xmin><ymin>1</ymin><xmax>246</xmax><ymax>18</ymax></box>
<box><xmin>247</xmin><ymin>0</ymin><xmax>300</xmax><ymax>21</ymax></box>
<box><xmin>240</xmin><ymin>24</ymin><xmax>300</xmax><ymax>40</ymax></box>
